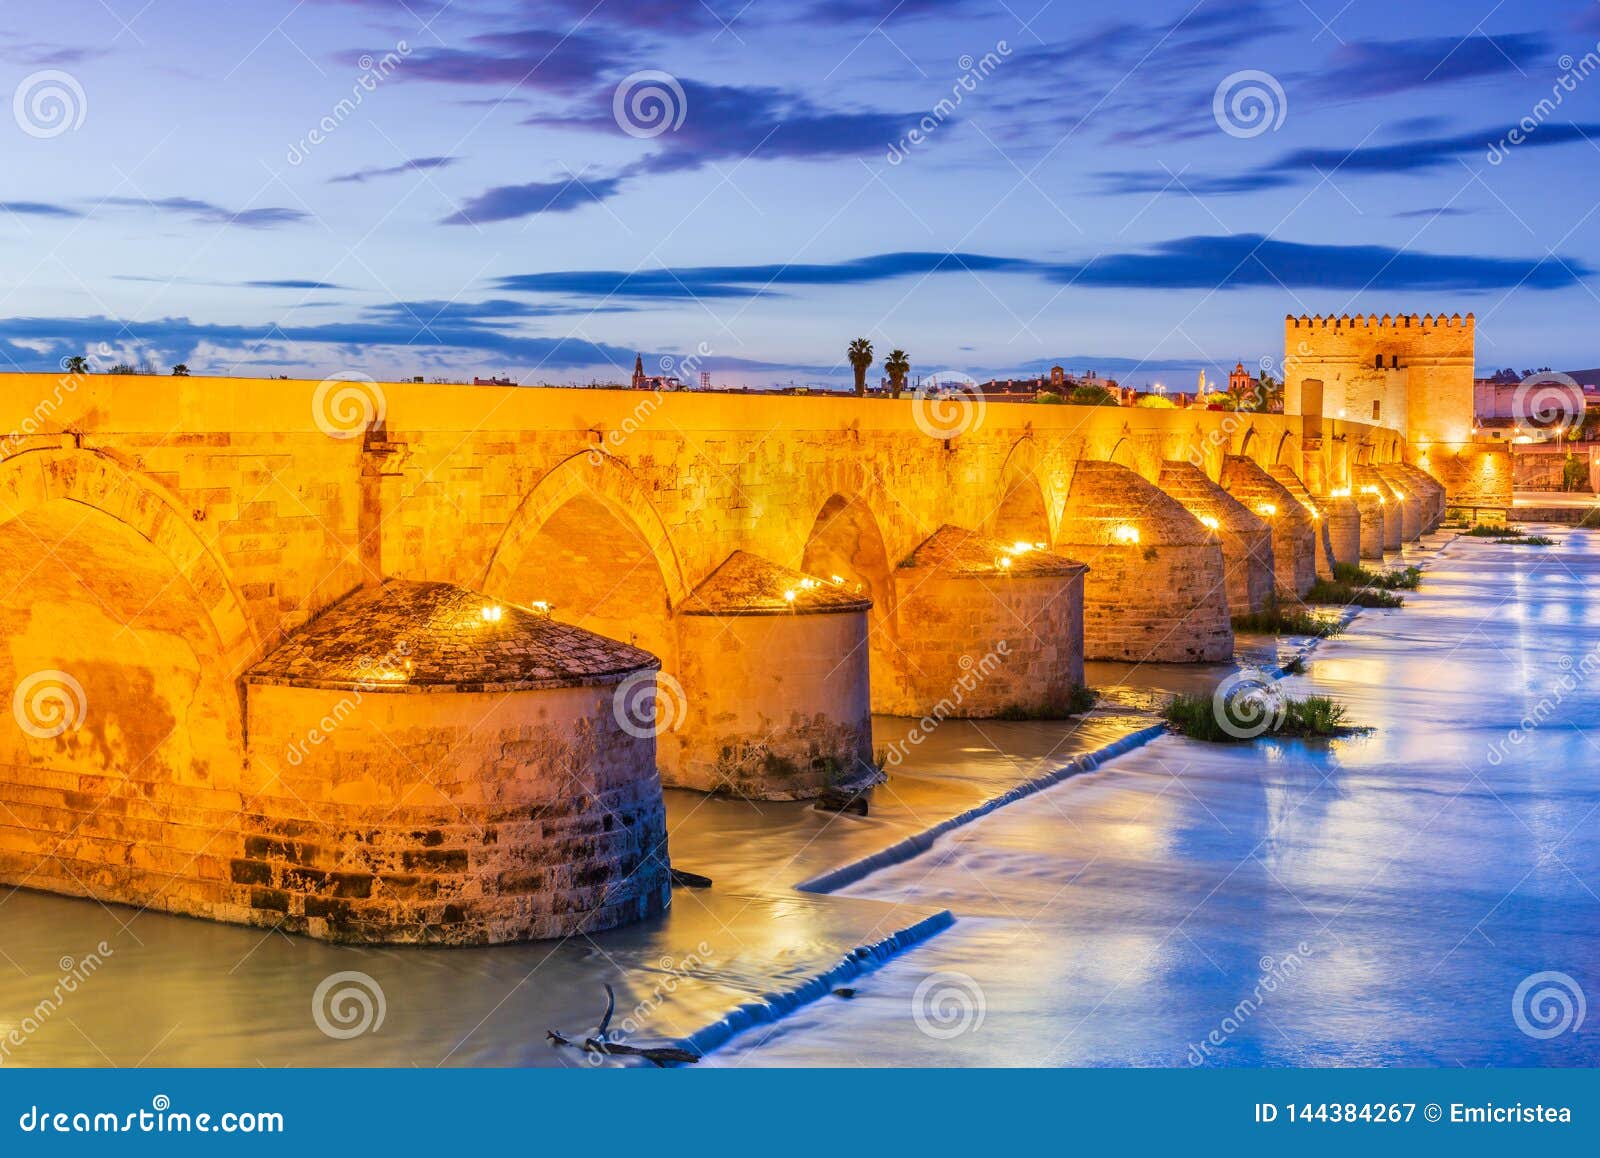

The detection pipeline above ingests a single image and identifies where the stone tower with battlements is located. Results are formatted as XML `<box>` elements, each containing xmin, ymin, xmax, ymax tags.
<box><xmin>1283</xmin><ymin>312</ymin><xmax>1502</xmax><ymax>502</ymax></box>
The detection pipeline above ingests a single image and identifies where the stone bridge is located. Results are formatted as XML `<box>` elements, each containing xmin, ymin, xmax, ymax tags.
<box><xmin>0</xmin><ymin>372</ymin><xmax>1433</xmax><ymax>945</ymax></box>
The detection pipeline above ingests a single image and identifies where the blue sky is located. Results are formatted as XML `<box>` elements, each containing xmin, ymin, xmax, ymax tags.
<box><xmin>1</xmin><ymin>0</ymin><xmax>1598</xmax><ymax>388</ymax></box>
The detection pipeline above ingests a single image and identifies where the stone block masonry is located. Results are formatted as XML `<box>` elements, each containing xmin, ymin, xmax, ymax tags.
<box><xmin>1315</xmin><ymin>493</ymin><xmax>1362</xmax><ymax>569</ymax></box>
<box><xmin>1157</xmin><ymin>461</ymin><xmax>1274</xmax><ymax>616</ymax></box>
<box><xmin>0</xmin><ymin>370</ymin><xmax>1421</xmax><ymax>941</ymax></box>
<box><xmin>1267</xmin><ymin>464</ymin><xmax>1334</xmax><ymax>581</ymax></box>
<box><xmin>239</xmin><ymin>582</ymin><xmax>672</xmax><ymax>944</ymax></box>
<box><xmin>672</xmin><ymin>551</ymin><xmax>874</xmax><ymax>801</ymax></box>
<box><xmin>1058</xmin><ymin>462</ymin><xmax>1232</xmax><ymax>663</ymax></box>
<box><xmin>876</xmin><ymin>526</ymin><xmax>1087</xmax><ymax>715</ymax></box>
<box><xmin>1220</xmin><ymin>456</ymin><xmax>1316</xmax><ymax>599</ymax></box>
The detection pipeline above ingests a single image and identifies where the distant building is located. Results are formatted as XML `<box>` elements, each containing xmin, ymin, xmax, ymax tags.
<box><xmin>974</xmin><ymin>367</ymin><xmax>1122</xmax><ymax>402</ymax></box>
<box><xmin>1229</xmin><ymin>361</ymin><xmax>1253</xmax><ymax>396</ymax></box>
<box><xmin>630</xmin><ymin>353</ymin><xmax>681</xmax><ymax>391</ymax></box>
<box><xmin>474</xmin><ymin>376</ymin><xmax>515</xmax><ymax>386</ymax></box>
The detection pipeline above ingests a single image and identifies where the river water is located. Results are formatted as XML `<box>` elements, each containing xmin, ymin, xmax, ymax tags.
<box><xmin>3</xmin><ymin>529</ymin><xmax>1596</xmax><ymax>1067</ymax></box>
<box><xmin>707</xmin><ymin>528</ymin><xmax>1600</xmax><ymax>1066</ymax></box>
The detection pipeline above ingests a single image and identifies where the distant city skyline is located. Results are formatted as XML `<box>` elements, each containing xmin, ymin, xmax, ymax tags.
<box><xmin>2</xmin><ymin>0</ymin><xmax>1598</xmax><ymax>388</ymax></box>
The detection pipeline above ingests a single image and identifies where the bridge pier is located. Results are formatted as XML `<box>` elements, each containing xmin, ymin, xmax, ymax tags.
<box><xmin>876</xmin><ymin>526</ymin><xmax>1087</xmax><ymax>717</ymax></box>
<box><xmin>240</xmin><ymin>581</ymin><xmax>672</xmax><ymax>945</ymax></box>
<box><xmin>1157</xmin><ymin>460</ymin><xmax>1274</xmax><ymax>616</ymax></box>
<box><xmin>671</xmin><ymin>552</ymin><xmax>874</xmax><ymax>800</ymax></box>
<box><xmin>1395</xmin><ymin>464</ymin><xmax>1447</xmax><ymax>530</ymax></box>
<box><xmin>1375</xmin><ymin>465</ymin><xmax>1424</xmax><ymax>540</ymax></box>
<box><xmin>1059</xmin><ymin>462</ymin><xmax>1233</xmax><ymax>662</ymax></box>
<box><xmin>1315</xmin><ymin>491</ymin><xmax>1363</xmax><ymax>568</ymax></box>
<box><xmin>1355</xmin><ymin>471</ymin><xmax>1406</xmax><ymax>550</ymax></box>
<box><xmin>1268</xmin><ymin>464</ymin><xmax>1335</xmax><ymax>581</ymax></box>
<box><xmin>1219</xmin><ymin>456</ymin><xmax>1316</xmax><ymax>599</ymax></box>
<box><xmin>1350</xmin><ymin>487</ymin><xmax>1388</xmax><ymax>558</ymax></box>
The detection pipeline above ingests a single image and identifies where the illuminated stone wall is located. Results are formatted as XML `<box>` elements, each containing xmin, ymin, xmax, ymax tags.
<box><xmin>1059</xmin><ymin>462</ymin><xmax>1232</xmax><ymax>662</ymax></box>
<box><xmin>876</xmin><ymin>527</ymin><xmax>1087</xmax><ymax>716</ymax></box>
<box><xmin>1219</xmin><ymin>456</ymin><xmax>1316</xmax><ymax>599</ymax></box>
<box><xmin>0</xmin><ymin>371</ymin><xmax>1421</xmax><ymax>938</ymax></box>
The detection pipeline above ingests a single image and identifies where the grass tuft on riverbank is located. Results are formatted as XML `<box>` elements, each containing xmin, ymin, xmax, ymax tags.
<box><xmin>1306</xmin><ymin>578</ymin><xmax>1404</xmax><ymax>608</ymax></box>
<box><xmin>1163</xmin><ymin>690</ymin><xmax>1359</xmax><ymax>743</ymax></box>
<box><xmin>1232</xmin><ymin>603</ymin><xmax>1343</xmax><ymax>637</ymax></box>
<box><xmin>1333</xmin><ymin>562</ymin><xmax>1422</xmax><ymax>590</ymax></box>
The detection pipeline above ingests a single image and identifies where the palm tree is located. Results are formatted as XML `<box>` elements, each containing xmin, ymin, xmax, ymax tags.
<box><xmin>171</xmin><ymin>363</ymin><xmax>190</xmax><ymax>376</ymax></box>
<box><xmin>847</xmin><ymin>337</ymin><xmax>874</xmax><ymax>396</ymax></box>
<box><xmin>64</xmin><ymin>355</ymin><xmax>88</xmax><ymax>375</ymax></box>
<box><xmin>884</xmin><ymin>349</ymin><xmax>910</xmax><ymax>399</ymax></box>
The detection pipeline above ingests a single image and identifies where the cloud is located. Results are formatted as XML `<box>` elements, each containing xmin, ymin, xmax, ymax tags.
<box><xmin>244</xmin><ymin>280</ymin><xmax>345</xmax><ymax>290</ymax></box>
<box><xmin>1100</xmin><ymin>122</ymin><xmax>1600</xmax><ymax>195</ymax></box>
<box><xmin>1308</xmin><ymin>33</ymin><xmax>1547</xmax><ymax>99</ymax></box>
<box><xmin>103</xmin><ymin>196</ymin><xmax>308</xmax><ymax>229</ymax></box>
<box><xmin>0</xmin><ymin>313</ymin><xmax>642</xmax><ymax>370</ymax></box>
<box><xmin>495</xmin><ymin>252</ymin><xmax>1034</xmax><ymax>298</ymax></box>
<box><xmin>1392</xmin><ymin>207</ymin><xmax>1476</xmax><ymax>219</ymax></box>
<box><xmin>393</xmin><ymin>27</ymin><xmax>620</xmax><ymax>90</ymax></box>
<box><xmin>442</xmin><ymin>174</ymin><xmax>625</xmax><ymax>225</ymax></box>
<box><xmin>362</xmin><ymin>299</ymin><xmax>632</xmax><ymax>325</ymax></box>
<box><xmin>114</xmin><ymin>275</ymin><xmax>346</xmax><ymax>290</ymax></box>
<box><xmin>329</xmin><ymin>156</ymin><xmax>459</xmax><ymax>184</ymax></box>
<box><xmin>0</xmin><ymin>201</ymin><xmax>82</xmax><ymax>218</ymax></box>
<box><xmin>495</xmin><ymin>235</ymin><xmax>1587</xmax><ymax>300</ymax></box>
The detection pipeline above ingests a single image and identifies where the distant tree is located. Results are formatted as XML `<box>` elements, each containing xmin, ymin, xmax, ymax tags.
<box><xmin>64</xmin><ymin>355</ymin><xmax>88</xmax><ymax>375</ymax></box>
<box><xmin>171</xmin><ymin>363</ymin><xmax>190</xmax><ymax>376</ymax></box>
<box><xmin>1034</xmin><ymin>391</ymin><xmax>1064</xmax><ymax>405</ymax></box>
<box><xmin>847</xmin><ymin>337</ymin><xmax>874</xmax><ymax>397</ymax></box>
<box><xmin>884</xmin><ymin>349</ymin><xmax>910</xmax><ymax>399</ymax></box>
<box><xmin>1068</xmin><ymin>384</ymin><xmax>1118</xmax><ymax>406</ymax></box>
<box><xmin>1133</xmin><ymin>394</ymin><xmax>1176</xmax><ymax>409</ymax></box>
<box><xmin>108</xmin><ymin>363</ymin><xmax>139</xmax><ymax>375</ymax></box>
<box><xmin>1563</xmin><ymin>453</ymin><xmax>1588</xmax><ymax>492</ymax></box>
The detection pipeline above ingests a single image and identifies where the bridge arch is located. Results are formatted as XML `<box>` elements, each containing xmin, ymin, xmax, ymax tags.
<box><xmin>991</xmin><ymin>438</ymin><xmax>1052</xmax><ymax>545</ymax></box>
<box><xmin>1275</xmin><ymin>430</ymin><xmax>1302</xmax><ymax>467</ymax></box>
<box><xmin>0</xmin><ymin>448</ymin><xmax>257</xmax><ymax>905</ymax></box>
<box><xmin>483</xmin><ymin>452</ymin><xmax>687</xmax><ymax>663</ymax></box>
<box><xmin>801</xmin><ymin>492</ymin><xmax>898</xmax><ymax>699</ymax></box>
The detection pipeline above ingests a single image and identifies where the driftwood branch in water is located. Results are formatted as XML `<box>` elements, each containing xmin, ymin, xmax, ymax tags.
<box><xmin>547</xmin><ymin>984</ymin><xmax>702</xmax><ymax>1067</ymax></box>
